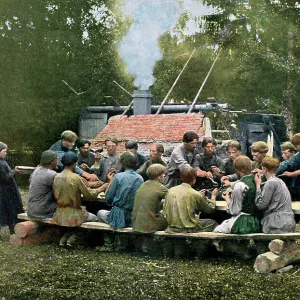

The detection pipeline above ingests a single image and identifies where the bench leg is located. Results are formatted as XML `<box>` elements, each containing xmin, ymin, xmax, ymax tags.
<box><xmin>213</xmin><ymin>240</ymin><xmax>255</xmax><ymax>259</ymax></box>
<box><xmin>174</xmin><ymin>240</ymin><xmax>186</xmax><ymax>258</ymax></box>
<box><xmin>161</xmin><ymin>239</ymin><xmax>192</xmax><ymax>258</ymax></box>
<box><xmin>115</xmin><ymin>234</ymin><xmax>130</xmax><ymax>252</ymax></box>
<box><xmin>162</xmin><ymin>239</ymin><xmax>175</xmax><ymax>258</ymax></box>
<box><xmin>193</xmin><ymin>240</ymin><xmax>211</xmax><ymax>258</ymax></box>
<box><xmin>141</xmin><ymin>236</ymin><xmax>161</xmax><ymax>256</ymax></box>
<box><xmin>97</xmin><ymin>233</ymin><xmax>115</xmax><ymax>252</ymax></box>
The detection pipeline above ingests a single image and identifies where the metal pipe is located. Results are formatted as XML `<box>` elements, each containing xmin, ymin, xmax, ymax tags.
<box><xmin>188</xmin><ymin>48</ymin><xmax>222</xmax><ymax>113</ymax></box>
<box><xmin>156</xmin><ymin>48</ymin><xmax>196</xmax><ymax>115</ymax></box>
<box><xmin>84</xmin><ymin>103</ymin><xmax>228</xmax><ymax>113</ymax></box>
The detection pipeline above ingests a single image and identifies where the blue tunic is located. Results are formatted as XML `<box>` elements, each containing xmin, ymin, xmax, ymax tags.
<box><xmin>49</xmin><ymin>140</ymin><xmax>83</xmax><ymax>176</ymax></box>
<box><xmin>106</xmin><ymin>169</ymin><xmax>143</xmax><ymax>228</ymax></box>
<box><xmin>276</xmin><ymin>152</ymin><xmax>300</xmax><ymax>201</ymax></box>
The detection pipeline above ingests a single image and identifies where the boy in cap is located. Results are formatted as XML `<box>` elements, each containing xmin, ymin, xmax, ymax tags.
<box><xmin>50</xmin><ymin>130</ymin><xmax>97</xmax><ymax>181</ymax></box>
<box><xmin>27</xmin><ymin>150</ymin><xmax>58</xmax><ymax>219</ymax></box>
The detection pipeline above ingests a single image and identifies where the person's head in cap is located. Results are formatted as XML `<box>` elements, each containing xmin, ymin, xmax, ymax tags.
<box><xmin>61</xmin><ymin>152</ymin><xmax>78</xmax><ymax>171</ymax></box>
<box><xmin>40</xmin><ymin>150</ymin><xmax>58</xmax><ymax>169</ymax></box>
<box><xmin>0</xmin><ymin>142</ymin><xmax>8</xmax><ymax>159</ymax></box>
<box><xmin>120</xmin><ymin>151</ymin><xmax>138</xmax><ymax>170</ymax></box>
<box><xmin>125</xmin><ymin>140</ymin><xmax>138</xmax><ymax>154</ymax></box>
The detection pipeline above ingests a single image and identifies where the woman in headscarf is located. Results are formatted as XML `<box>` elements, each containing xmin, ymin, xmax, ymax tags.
<box><xmin>0</xmin><ymin>142</ymin><xmax>24</xmax><ymax>234</ymax></box>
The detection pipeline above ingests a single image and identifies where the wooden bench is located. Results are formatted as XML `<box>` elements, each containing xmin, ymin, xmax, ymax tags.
<box><xmin>17</xmin><ymin>212</ymin><xmax>300</xmax><ymax>241</ymax></box>
<box><xmin>16</xmin><ymin>210</ymin><xmax>300</xmax><ymax>273</ymax></box>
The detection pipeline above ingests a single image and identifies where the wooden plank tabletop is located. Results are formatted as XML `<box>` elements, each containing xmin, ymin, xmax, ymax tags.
<box><xmin>215</xmin><ymin>201</ymin><xmax>300</xmax><ymax>214</ymax></box>
<box><xmin>81</xmin><ymin>192</ymin><xmax>106</xmax><ymax>203</ymax></box>
<box><xmin>292</xmin><ymin>201</ymin><xmax>300</xmax><ymax>214</ymax></box>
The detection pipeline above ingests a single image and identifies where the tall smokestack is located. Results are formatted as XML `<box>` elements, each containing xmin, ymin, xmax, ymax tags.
<box><xmin>132</xmin><ymin>90</ymin><xmax>153</xmax><ymax>115</ymax></box>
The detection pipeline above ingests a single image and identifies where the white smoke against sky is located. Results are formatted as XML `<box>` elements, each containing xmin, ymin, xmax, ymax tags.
<box><xmin>119</xmin><ymin>0</ymin><xmax>216</xmax><ymax>89</ymax></box>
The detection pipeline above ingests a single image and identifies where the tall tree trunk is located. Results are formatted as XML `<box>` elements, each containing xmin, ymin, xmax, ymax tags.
<box><xmin>283</xmin><ymin>23</ymin><xmax>297</xmax><ymax>137</ymax></box>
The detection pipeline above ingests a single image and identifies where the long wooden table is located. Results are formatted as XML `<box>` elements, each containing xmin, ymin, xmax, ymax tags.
<box><xmin>216</xmin><ymin>201</ymin><xmax>300</xmax><ymax>214</ymax></box>
<box><xmin>83</xmin><ymin>195</ymin><xmax>300</xmax><ymax>215</ymax></box>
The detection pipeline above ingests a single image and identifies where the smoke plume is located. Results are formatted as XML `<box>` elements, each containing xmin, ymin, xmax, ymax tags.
<box><xmin>119</xmin><ymin>0</ymin><xmax>215</xmax><ymax>89</ymax></box>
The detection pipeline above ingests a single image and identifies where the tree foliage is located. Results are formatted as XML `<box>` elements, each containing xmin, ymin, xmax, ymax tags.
<box><xmin>1</xmin><ymin>0</ymin><xmax>300</xmax><ymax>163</ymax></box>
<box><xmin>152</xmin><ymin>0</ymin><xmax>300</xmax><ymax>132</ymax></box>
<box><xmin>0</xmin><ymin>0</ymin><xmax>133</xmax><ymax>156</ymax></box>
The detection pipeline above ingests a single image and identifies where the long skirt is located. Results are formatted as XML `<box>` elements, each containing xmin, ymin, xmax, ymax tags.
<box><xmin>0</xmin><ymin>178</ymin><xmax>24</xmax><ymax>230</ymax></box>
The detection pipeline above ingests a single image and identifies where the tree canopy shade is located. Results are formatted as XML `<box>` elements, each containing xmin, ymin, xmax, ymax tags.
<box><xmin>0</xmin><ymin>0</ymin><xmax>299</xmax><ymax>164</ymax></box>
<box><xmin>151</xmin><ymin>0</ymin><xmax>300</xmax><ymax>133</ymax></box>
<box><xmin>0</xmin><ymin>0</ymin><xmax>133</xmax><ymax>156</ymax></box>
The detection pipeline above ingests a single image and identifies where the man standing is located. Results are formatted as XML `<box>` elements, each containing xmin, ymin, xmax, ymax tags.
<box><xmin>165</xmin><ymin>131</ymin><xmax>204</xmax><ymax>188</ymax></box>
<box><xmin>137</xmin><ymin>143</ymin><xmax>167</xmax><ymax>181</ymax></box>
<box><xmin>0</xmin><ymin>142</ymin><xmax>24</xmax><ymax>234</ymax></box>
<box><xmin>280</xmin><ymin>142</ymin><xmax>297</xmax><ymax>161</ymax></box>
<box><xmin>277</xmin><ymin>142</ymin><xmax>297</xmax><ymax>199</ymax></box>
<box><xmin>92</xmin><ymin>137</ymin><xmax>121</xmax><ymax>183</ymax></box>
<box><xmin>27</xmin><ymin>150</ymin><xmax>58</xmax><ymax>219</ymax></box>
<box><xmin>49</xmin><ymin>130</ymin><xmax>78</xmax><ymax>172</ymax></box>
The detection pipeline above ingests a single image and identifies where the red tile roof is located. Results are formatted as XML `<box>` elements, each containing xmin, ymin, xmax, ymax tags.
<box><xmin>93</xmin><ymin>113</ymin><xmax>204</xmax><ymax>146</ymax></box>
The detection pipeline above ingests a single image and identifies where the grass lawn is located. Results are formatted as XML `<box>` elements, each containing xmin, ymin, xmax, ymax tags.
<box><xmin>1</xmin><ymin>232</ymin><xmax>300</xmax><ymax>299</ymax></box>
<box><xmin>1</xmin><ymin>188</ymin><xmax>300</xmax><ymax>299</ymax></box>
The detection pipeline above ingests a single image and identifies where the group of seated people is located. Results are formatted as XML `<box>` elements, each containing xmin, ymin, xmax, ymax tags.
<box><xmin>25</xmin><ymin>129</ymin><xmax>300</xmax><ymax>249</ymax></box>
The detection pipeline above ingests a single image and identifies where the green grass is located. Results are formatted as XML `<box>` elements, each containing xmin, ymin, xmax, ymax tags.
<box><xmin>1</xmin><ymin>188</ymin><xmax>300</xmax><ymax>299</ymax></box>
<box><xmin>1</xmin><ymin>228</ymin><xmax>300</xmax><ymax>299</ymax></box>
